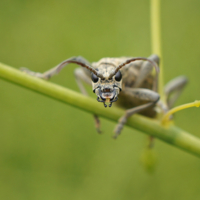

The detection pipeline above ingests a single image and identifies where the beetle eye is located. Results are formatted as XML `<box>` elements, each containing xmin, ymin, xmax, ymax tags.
<box><xmin>115</xmin><ymin>70</ymin><xmax>122</xmax><ymax>81</ymax></box>
<box><xmin>91</xmin><ymin>73</ymin><xmax>99</xmax><ymax>83</ymax></box>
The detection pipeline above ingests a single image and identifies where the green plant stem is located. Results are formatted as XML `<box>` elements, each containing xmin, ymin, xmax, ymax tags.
<box><xmin>150</xmin><ymin>0</ymin><xmax>165</xmax><ymax>102</ymax></box>
<box><xmin>0</xmin><ymin>62</ymin><xmax>200</xmax><ymax>158</ymax></box>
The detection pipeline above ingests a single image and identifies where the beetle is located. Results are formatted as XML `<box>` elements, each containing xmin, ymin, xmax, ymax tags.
<box><xmin>21</xmin><ymin>55</ymin><xmax>188</xmax><ymax>138</ymax></box>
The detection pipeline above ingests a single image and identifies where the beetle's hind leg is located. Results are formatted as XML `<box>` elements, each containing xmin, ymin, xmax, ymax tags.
<box><xmin>113</xmin><ymin>88</ymin><xmax>160</xmax><ymax>139</ymax></box>
<box><xmin>164</xmin><ymin>75</ymin><xmax>188</xmax><ymax>109</ymax></box>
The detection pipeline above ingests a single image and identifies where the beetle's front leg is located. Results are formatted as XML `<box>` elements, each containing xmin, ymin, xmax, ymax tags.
<box><xmin>113</xmin><ymin>88</ymin><xmax>160</xmax><ymax>139</ymax></box>
<box><xmin>21</xmin><ymin>56</ymin><xmax>102</xmax><ymax>133</ymax></box>
<box><xmin>74</xmin><ymin>68</ymin><xmax>102</xmax><ymax>133</ymax></box>
<box><xmin>20</xmin><ymin>56</ymin><xmax>91</xmax><ymax>80</ymax></box>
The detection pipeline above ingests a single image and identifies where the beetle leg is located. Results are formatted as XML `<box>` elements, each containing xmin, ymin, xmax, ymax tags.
<box><xmin>74</xmin><ymin>68</ymin><xmax>102</xmax><ymax>133</ymax></box>
<box><xmin>164</xmin><ymin>75</ymin><xmax>188</xmax><ymax>109</ymax></box>
<box><xmin>134</xmin><ymin>54</ymin><xmax>159</xmax><ymax>91</ymax></box>
<box><xmin>74</xmin><ymin>68</ymin><xmax>91</xmax><ymax>95</ymax></box>
<box><xmin>21</xmin><ymin>56</ymin><xmax>102</xmax><ymax>133</ymax></box>
<box><xmin>20</xmin><ymin>56</ymin><xmax>92</xmax><ymax>80</ymax></box>
<box><xmin>20</xmin><ymin>68</ymin><xmax>45</xmax><ymax>78</ymax></box>
<box><xmin>113</xmin><ymin>88</ymin><xmax>160</xmax><ymax>138</ymax></box>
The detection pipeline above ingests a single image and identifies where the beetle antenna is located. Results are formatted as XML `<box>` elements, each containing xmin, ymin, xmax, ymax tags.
<box><xmin>54</xmin><ymin>57</ymin><xmax>100</xmax><ymax>76</ymax></box>
<box><xmin>109</xmin><ymin>57</ymin><xmax>159</xmax><ymax>77</ymax></box>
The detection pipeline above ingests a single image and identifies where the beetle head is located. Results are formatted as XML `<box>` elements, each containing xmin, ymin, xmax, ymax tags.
<box><xmin>91</xmin><ymin>64</ymin><xmax>122</xmax><ymax>108</ymax></box>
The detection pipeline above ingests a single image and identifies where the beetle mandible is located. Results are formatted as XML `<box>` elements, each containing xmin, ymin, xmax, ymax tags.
<box><xmin>21</xmin><ymin>55</ymin><xmax>188</xmax><ymax>138</ymax></box>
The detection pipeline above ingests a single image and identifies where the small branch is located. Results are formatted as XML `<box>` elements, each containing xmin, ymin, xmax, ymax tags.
<box><xmin>1</xmin><ymin>62</ymin><xmax>200</xmax><ymax>158</ymax></box>
<box><xmin>150</xmin><ymin>0</ymin><xmax>165</xmax><ymax>102</ymax></box>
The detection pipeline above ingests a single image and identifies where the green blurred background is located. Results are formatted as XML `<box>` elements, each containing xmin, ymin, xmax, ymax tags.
<box><xmin>0</xmin><ymin>0</ymin><xmax>200</xmax><ymax>199</ymax></box>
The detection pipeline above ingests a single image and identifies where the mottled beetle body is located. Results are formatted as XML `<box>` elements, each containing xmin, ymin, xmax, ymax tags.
<box><xmin>93</xmin><ymin>58</ymin><xmax>157</xmax><ymax>116</ymax></box>
<box><xmin>21</xmin><ymin>55</ymin><xmax>187</xmax><ymax>138</ymax></box>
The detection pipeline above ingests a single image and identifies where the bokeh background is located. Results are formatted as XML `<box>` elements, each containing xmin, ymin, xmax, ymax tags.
<box><xmin>0</xmin><ymin>0</ymin><xmax>200</xmax><ymax>199</ymax></box>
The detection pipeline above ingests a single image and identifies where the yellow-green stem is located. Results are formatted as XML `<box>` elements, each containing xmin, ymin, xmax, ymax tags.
<box><xmin>150</xmin><ymin>0</ymin><xmax>165</xmax><ymax>102</ymax></box>
<box><xmin>162</xmin><ymin>100</ymin><xmax>200</xmax><ymax>125</ymax></box>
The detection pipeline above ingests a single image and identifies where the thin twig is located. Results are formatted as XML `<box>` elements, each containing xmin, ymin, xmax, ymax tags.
<box><xmin>150</xmin><ymin>0</ymin><xmax>165</xmax><ymax>102</ymax></box>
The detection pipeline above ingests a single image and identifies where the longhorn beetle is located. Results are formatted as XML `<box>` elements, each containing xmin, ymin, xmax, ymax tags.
<box><xmin>21</xmin><ymin>55</ymin><xmax>188</xmax><ymax>138</ymax></box>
